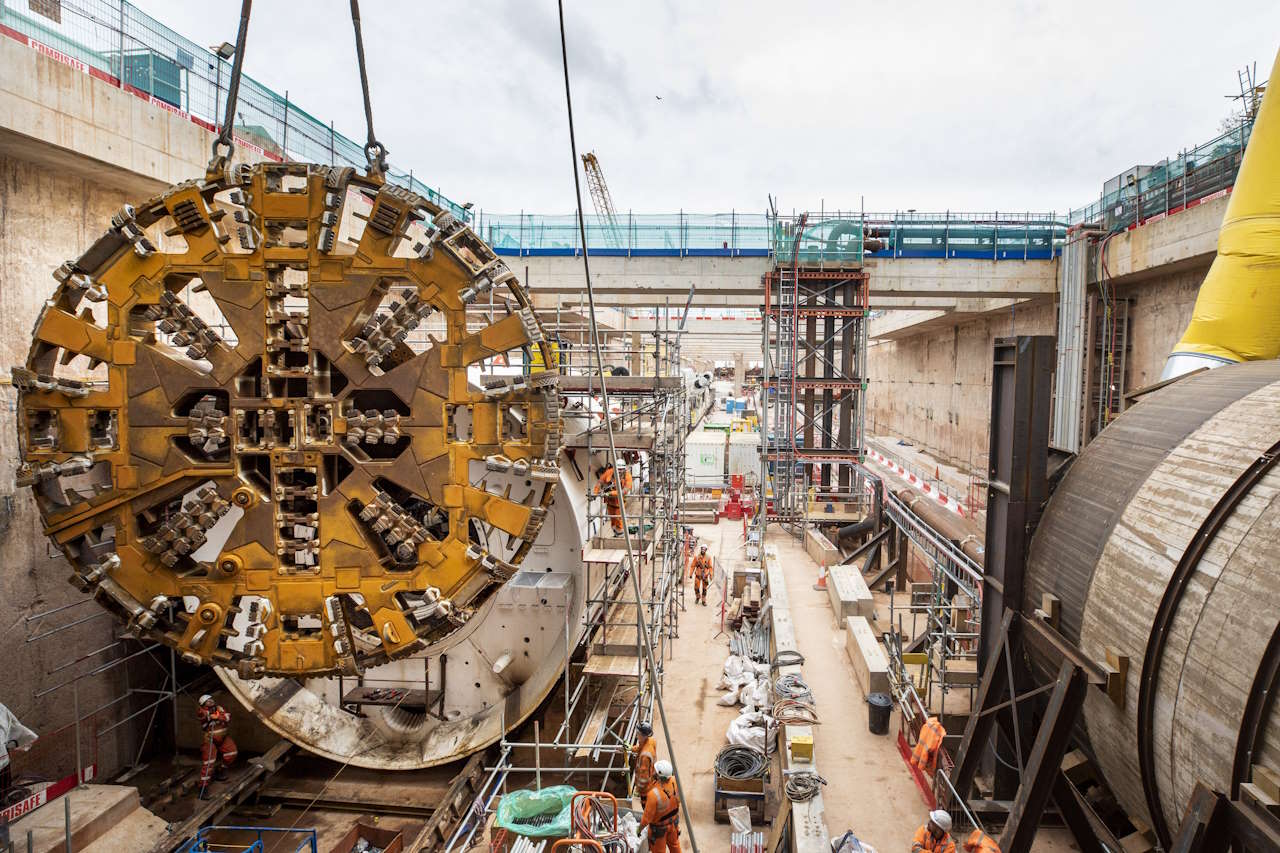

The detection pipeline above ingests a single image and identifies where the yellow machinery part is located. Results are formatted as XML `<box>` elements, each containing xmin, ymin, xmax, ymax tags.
<box><xmin>1168</xmin><ymin>48</ymin><xmax>1280</xmax><ymax>371</ymax></box>
<box><xmin>13</xmin><ymin>162</ymin><xmax>560</xmax><ymax>679</ymax></box>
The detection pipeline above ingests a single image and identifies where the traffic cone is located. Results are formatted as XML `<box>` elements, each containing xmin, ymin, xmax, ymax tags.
<box><xmin>813</xmin><ymin>560</ymin><xmax>828</xmax><ymax>591</ymax></box>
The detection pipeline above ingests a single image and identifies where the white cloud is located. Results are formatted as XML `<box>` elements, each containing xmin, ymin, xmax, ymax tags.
<box><xmin>133</xmin><ymin>0</ymin><xmax>1280</xmax><ymax>216</ymax></box>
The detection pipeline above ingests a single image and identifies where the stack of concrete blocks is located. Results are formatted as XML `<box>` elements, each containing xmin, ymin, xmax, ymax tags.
<box><xmin>813</xmin><ymin>544</ymin><xmax>890</xmax><ymax>699</ymax></box>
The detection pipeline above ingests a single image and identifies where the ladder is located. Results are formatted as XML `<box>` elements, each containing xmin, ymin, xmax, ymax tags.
<box><xmin>770</xmin><ymin>216</ymin><xmax>806</xmax><ymax>520</ymax></box>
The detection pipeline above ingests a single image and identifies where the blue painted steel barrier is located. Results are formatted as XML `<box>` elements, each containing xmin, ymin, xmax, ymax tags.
<box><xmin>178</xmin><ymin>825</ymin><xmax>318</xmax><ymax>853</ymax></box>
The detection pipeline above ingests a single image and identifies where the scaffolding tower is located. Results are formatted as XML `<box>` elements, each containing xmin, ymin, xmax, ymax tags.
<box><xmin>760</xmin><ymin>211</ymin><xmax>870</xmax><ymax>524</ymax></box>
<box><xmin>468</xmin><ymin>298</ymin><xmax>693</xmax><ymax>797</ymax></box>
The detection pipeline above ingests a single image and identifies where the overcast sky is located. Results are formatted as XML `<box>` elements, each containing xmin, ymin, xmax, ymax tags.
<box><xmin>134</xmin><ymin>1</ymin><xmax>1279</xmax><ymax>217</ymax></box>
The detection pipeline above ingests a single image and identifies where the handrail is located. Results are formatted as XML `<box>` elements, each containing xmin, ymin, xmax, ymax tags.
<box><xmin>475</xmin><ymin>210</ymin><xmax>1065</xmax><ymax>258</ymax></box>
<box><xmin>882</xmin><ymin>490</ymin><xmax>983</xmax><ymax>601</ymax></box>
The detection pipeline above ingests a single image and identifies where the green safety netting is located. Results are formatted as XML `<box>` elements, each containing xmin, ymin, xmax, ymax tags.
<box><xmin>494</xmin><ymin>786</ymin><xmax>577</xmax><ymax>838</ymax></box>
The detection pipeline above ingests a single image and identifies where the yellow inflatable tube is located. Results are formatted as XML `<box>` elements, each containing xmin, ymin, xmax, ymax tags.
<box><xmin>1163</xmin><ymin>47</ymin><xmax>1280</xmax><ymax>379</ymax></box>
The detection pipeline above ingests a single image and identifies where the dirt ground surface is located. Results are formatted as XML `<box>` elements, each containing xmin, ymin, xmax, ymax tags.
<box><xmin>655</xmin><ymin>520</ymin><xmax>1080</xmax><ymax>853</ymax></box>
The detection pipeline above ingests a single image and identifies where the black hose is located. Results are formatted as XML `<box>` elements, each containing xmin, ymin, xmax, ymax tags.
<box><xmin>715</xmin><ymin>745</ymin><xmax>768</xmax><ymax>780</ymax></box>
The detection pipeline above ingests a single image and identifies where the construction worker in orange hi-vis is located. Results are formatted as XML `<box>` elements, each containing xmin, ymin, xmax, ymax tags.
<box><xmin>594</xmin><ymin>464</ymin><xmax>624</xmax><ymax>534</ymax></box>
<box><xmin>629</xmin><ymin>721</ymin><xmax>658</xmax><ymax>799</ymax></box>
<box><xmin>962</xmin><ymin>828</ymin><xmax>1001</xmax><ymax>853</ymax></box>
<box><xmin>640</xmin><ymin>760</ymin><xmax>681</xmax><ymax>853</ymax></box>
<box><xmin>911</xmin><ymin>810</ymin><xmax>956</xmax><ymax>853</ymax></box>
<box><xmin>691</xmin><ymin>545</ymin><xmax>713</xmax><ymax>605</ymax></box>
<box><xmin>196</xmin><ymin>694</ymin><xmax>238</xmax><ymax>799</ymax></box>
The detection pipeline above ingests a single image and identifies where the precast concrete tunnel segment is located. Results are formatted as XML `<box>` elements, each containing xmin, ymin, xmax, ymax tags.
<box><xmin>1024</xmin><ymin>358</ymin><xmax>1280</xmax><ymax>840</ymax></box>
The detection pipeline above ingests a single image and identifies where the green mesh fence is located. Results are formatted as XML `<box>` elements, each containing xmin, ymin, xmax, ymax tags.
<box><xmin>1</xmin><ymin>0</ymin><xmax>468</xmax><ymax>220</ymax></box>
<box><xmin>1068</xmin><ymin>118</ymin><xmax>1253</xmax><ymax>229</ymax></box>
<box><xmin>476</xmin><ymin>212</ymin><xmax>774</xmax><ymax>254</ymax></box>
<box><xmin>475</xmin><ymin>211</ymin><xmax>1064</xmax><ymax>258</ymax></box>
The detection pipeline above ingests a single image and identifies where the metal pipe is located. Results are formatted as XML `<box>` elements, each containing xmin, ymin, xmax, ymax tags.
<box><xmin>866</xmin><ymin>456</ymin><xmax>984</xmax><ymax>562</ymax></box>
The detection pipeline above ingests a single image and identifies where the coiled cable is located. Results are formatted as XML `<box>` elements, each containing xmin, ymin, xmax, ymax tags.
<box><xmin>715</xmin><ymin>745</ymin><xmax>769</xmax><ymax>780</ymax></box>
<box><xmin>774</xmin><ymin>673</ymin><xmax>812</xmax><ymax>701</ymax></box>
<box><xmin>784</xmin><ymin>771</ymin><xmax>827</xmax><ymax>802</ymax></box>
<box><xmin>770</xmin><ymin>650</ymin><xmax>805</xmax><ymax>669</ymax></box>
<box><xmin>772</xmin><ymin>699</ymin><xmax>820</xmax><ymax>725</ymax></box>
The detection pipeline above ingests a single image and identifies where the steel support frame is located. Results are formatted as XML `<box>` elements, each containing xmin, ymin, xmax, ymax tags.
<box><xmin>949</xmin><ymin>611</ymin><xmax>1099</xmax><ymax>853</ymax></box>
<box><xmin>950</xmin><ymin>334</ymin><xmax>1121</xmax><ymax>850</ymax></box>
<box><xmin>978</xmin><ymin>335</ymin><xmax>1053</xmax><ymax>799</ymax></box>
<box><xmin>980</xmin><ymin>335</ymin><xmax>1053</xmax><ymax>670</ymax></box>
<box><xmin>761</xmin><ymin>255</ymin><xmax>868</xmax><ymax>517</ymax></box>
<box><xmin>1169</xmin><ymin>784</ymin><xmax>1280</xmax><ymax>853</ymax></box>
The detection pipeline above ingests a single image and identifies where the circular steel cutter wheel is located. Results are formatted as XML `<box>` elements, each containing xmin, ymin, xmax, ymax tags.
<box><xmin>14</xmin><ymin>162</ymin><xmax>560</xmax><ymax>678</ymax></box>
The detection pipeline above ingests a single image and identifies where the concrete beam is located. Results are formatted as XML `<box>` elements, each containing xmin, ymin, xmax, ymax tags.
<box><xmin>522</xmin><ymin>253</ymin><xmax>1058</xmax><ymax>307</ymax></box>
<box><xmin>528</xmin><ymin>288</ymin><xmax>1044</xmax><ymax>311</ymax></box>
<box><xmin>522</xmin><ymin>255</ymin><xmax>769</xmax><ymax>301</ymax></box>
<box><xmin>869</xmin><ymin>297</ymin><xmax>1041</xmax><ymax>341</ymax></box>
<box><xmin>862</xmin><ymin>257</ymin><xmax>1058</xmax><ymax>298</ymax></box>
<box><xmin>1094</xmin><ymin>194</ymin><xmax>1225</xmax><ymax>284</ymax></box>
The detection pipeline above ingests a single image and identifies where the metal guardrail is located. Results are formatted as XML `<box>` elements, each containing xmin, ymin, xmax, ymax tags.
<box><xmin>882</xmin><ymin>490</ymin><xmax>983</xmax><ymax>602</ymax></box>
<box><xmin>1068</xmin><ymin>117</ymin><xmax>1254</xmax><ymax>229</ymax></box>
<box><xmin>178</xmin><ymin>826</ymin><xmax>318</xmax><ymax>853</ymax></box>
<box><xmin>0</xmin><ymin>0</ymin><xmax>468</xmax><ymax>220</ymax></box>
<box><xmin>868</xmin><ymin>443</ymin><xmax>982</xmax><ymax>517</ymax></box>
<box><xmin>474</xmin><ymin>210</ymin><xmax>1065</xmax><ymax>259</ymax></box>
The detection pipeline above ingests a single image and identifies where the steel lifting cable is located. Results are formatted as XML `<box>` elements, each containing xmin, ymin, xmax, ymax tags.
<box><xmin>784</xmin><ymin>771</ymin><xmax>827</xmax><ymax>803</ymax></box>
<box><xmin>208</xmin><ymin>0</ymin><xmax>253</xmax><ymax>172</ymax></box>
<box><xmin>347</xmin><ymin>0</ymin><xmax>388</xmax><ymax>174</ymax></box>
<box><xmin>556</xmin><ymin>3</ymin><xmax>697</xmax><ymax>852</ymax></box>
<box><xmin>715</xmin><ymin>745</ymin><xmax>768</xmax><ymax>780</ymax></box>
<box><xmin>207</xmin><ymin>0</ymin><xmax>388</xmax><ymax>176</ymax></box>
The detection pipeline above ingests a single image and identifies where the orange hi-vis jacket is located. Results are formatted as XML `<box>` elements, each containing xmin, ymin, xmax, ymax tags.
<box><xmin>642</xmin><ymin>777</ymin><xmax>680</xmax><ymax>832</ymax></box>
<box><xmin>596</xmin><ymin>466</ymin><xmax>618</xmax><ymax>496</ymax></box>
<box><xmin>691</xmin><ymin>554</ymin><xmax>713</xmax><ymax>580</ymax></box>
<box><xmin>643</xmin><ymin>776</ymin><xmax>682</xmax><ymax>853</ymax></box>
<box><xmin>911</xmin><ymin>716</ymin><xmax>946</xmax><ymax>776</ymax></box>
<box><xmin>633</xmin><ymin>734</ymin><xmax>657</xmax><ymax>795</ymax></box>
<box><xmin>911</xmin><ymin>824</ymin><xmax>956</xmax><ymax>853</ymax></box>
<box><xmin>963</xmin><ymin>830</ymin><xmax>1000</xmax><ymax>853</ymax></box>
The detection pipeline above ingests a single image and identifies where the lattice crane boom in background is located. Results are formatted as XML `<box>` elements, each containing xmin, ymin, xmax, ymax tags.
<box><xmin>580</xmin><ymin>151</ymin><xmax>623</xmax><ymax>248</ymax></box>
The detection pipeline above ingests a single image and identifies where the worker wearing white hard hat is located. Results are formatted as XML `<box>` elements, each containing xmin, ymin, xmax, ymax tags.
<box><xmin>911</xmin><ymin>809</ymin><xmax>956</xmax><ymax>853</ymax></box>
<box><xmin>640</xmin><ymin>759</ymin><xmax>680</xmax><ymax>853</ymax></box>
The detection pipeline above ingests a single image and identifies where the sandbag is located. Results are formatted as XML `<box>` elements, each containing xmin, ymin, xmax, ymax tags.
<box><xmin>727</xmin><ymin>711</ymin><xmax>775</xmax><ymax>752</ymax></box>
